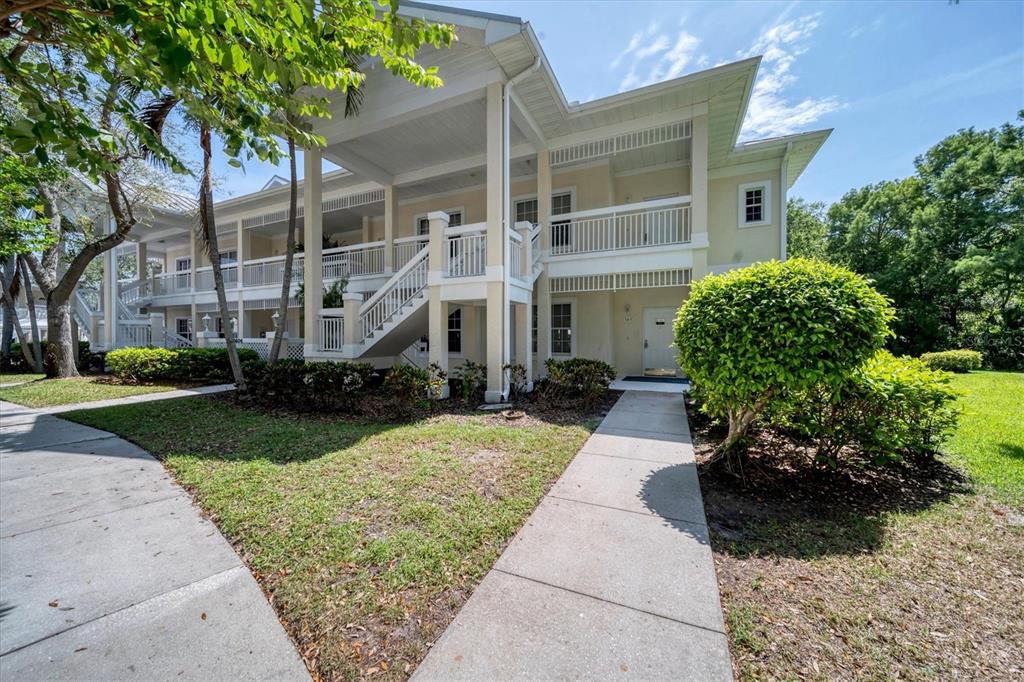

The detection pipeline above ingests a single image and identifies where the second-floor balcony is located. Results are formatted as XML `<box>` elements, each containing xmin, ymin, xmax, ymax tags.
<box><xmin>121</xmin><ymin>196</ymin><xmax>697</xmax><ymax>306</ymax></box>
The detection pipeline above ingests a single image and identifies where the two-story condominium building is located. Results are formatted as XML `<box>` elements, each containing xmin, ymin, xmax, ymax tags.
<box><xmin>89</xmin><ymin>2</ymin><xmax>830</xmax><ymax>402</ymax></box>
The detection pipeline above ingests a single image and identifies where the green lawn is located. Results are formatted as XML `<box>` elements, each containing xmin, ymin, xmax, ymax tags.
<box><xmin>942</xmin><ymin>371</ymin><xmax>1023</xmax><ymax>504</ymax></box>
<box><xmin>0</xmin><ymin>376</ymin><xmax>187</xmax><ymax>408</ymax></box>
<box><xmin>0</xmin><ymin>372</ymin><xmax>46</xmax><ymax>385</ymax></box>
<box><xmin>64</xmin><ymin>397</ymin><xmax>596</xmax><ymax>680</ymax></box>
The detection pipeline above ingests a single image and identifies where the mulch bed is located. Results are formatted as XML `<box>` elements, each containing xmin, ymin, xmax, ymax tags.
<box><xmin>688</xmin><ymin>398</ymin><xmax>1024</xmax><ymax>680</ymax></box>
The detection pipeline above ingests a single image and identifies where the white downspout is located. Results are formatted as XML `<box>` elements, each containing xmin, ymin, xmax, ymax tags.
<box><xmin>501</xmin><ymin>57</ymin><xmax>540</xmax><ymax>397</ymax></box>
<box><xmin>780</xmin><ymin>141</ymin><xmax>792</xmax><ymax>261</ymax></box>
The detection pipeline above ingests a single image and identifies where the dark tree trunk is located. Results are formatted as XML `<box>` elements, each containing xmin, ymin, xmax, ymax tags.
<box><xmin>44</xmin><ymin>296</ymin><xmax>78</xmax><ymax>378</ymax></box>
<box><xmin>269</xmin><ymin>134</ymin><xmax>298</xmax><ymax>363</ymax></box>
<box><xmin>199</xmin><ymin>125</ymin><xmax>247</xmax><ymax>392</ymax></box>
<box><xmin>0</xmin><ymin>282</ymin><xmax>36</xmax><ymax>369</ymax></box>
<box><xmin>1</xmin><ymin>255</ymin><xmax>15</xmax><ymax>355</ymax></box>
<box><xmin>18</xmin><ymin>256</ymin><xmax>43</xmax><ymax>372</ymax></box>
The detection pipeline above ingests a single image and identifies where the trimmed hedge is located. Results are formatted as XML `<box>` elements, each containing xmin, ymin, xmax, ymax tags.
<box><xmin>1</xmin><ymin>340</ymin><xmax>95</xmax><ymax>372</ymax></box>
<box><xmin>107</xmin><ymin>347</ymin><xmax>258</xmax><ymax>384</ymax></box>
<box><xmin>539</xmin><ymin>357</ymin><xmax>616</xmax><ymax>407</ymax></box>
<box><xmin>769</xmin><ymin>351</ymin><xmax>960</xmax><ymax>467</ymax></box>
<box><xmin>246</xmin><ymin>359</ymin><xmax>376</xmax><ymax>412</ymax></box>
<box><xmin>920</xmin><ymin>349</ymin><xmax>983</xmax><ymax>373</ymax></box>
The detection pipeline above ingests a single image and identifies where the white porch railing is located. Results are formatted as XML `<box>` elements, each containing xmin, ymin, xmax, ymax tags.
<box><xmin>119</xmin><ymin>279</ymin><xmax>151</xmax><ymax>306</ymax></box>
<box><xmin>550</xmin><ymin>196</ymin><xmax>692</xmax><ymax>256</ymax></box>
<box><xmin>394</xmin><ymin>236</ymin><xmax>428</xmax><ymax>270</ymax></box>
<box><xmin>318</xmin><ymin>315</ymin><xmax>345</xmax><ymax>351</ymax></box>
<box><xmin>194</xmin><ymin>265</ymin><xmax>238</xmax><ymax>291</ymax></box>
<box><xmin>323</xmin><ymin>242</ymin><xmax>385</xmax><ymax>280</ymax></box>
<box><xmin>162</xmin><ymin>329</ymin><xmax>194</xmax><ymax>348</ymax></box>
<box><xmin>509</xmin><ymin>230</ymin><xmax>524</xmax><ymax>282</ymax></box>
<box><xmin>360</xmin><ymin>246</ymin><xmax>428</xmax><ymax>341</ymax></box>
<box><xmin>243</xmin><ymin>254</ymin><xmax>304</xmax><ymax>288</ymax></box>
<box><xmin>151</xmin><ymin>270</ymin><xmax>193</xmax><ymax>297</ymax></box>
<box><xmin>117</xmin><ymin>321</ymin><xmax>151</xmax><ymax>347</ymax></box>
<box><xmin>445</xmin><ymin>223</ymin><xmax>487</xmax><ymax>278</ymax></box>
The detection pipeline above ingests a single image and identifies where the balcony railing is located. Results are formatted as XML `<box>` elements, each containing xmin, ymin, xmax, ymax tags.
<box><xmin>319</xmin><ymin>314</ymin><xmax>345</xmax><ymax>351</ymax></box>
<box><xmin>394</xmin><ymin>236</ymin><xmax>428</xmax><ymax>271</ymax></box>
<box><xmin>243</xmin><ymin>254</ymin><xmax>304</xmax><ymax>288</ymax></box>
<box><xmin>323</xmin><ymin>242</ymin><xmax>385</xmax><ymax>280</ymax></box>
<box><xmin>445</xmin><ymin>223</ymin><xmax>487</xmax><ymax>278</ymax></box>
<box><xmin>549</xmin><ymin>196</ymin><xmax>691</xmax><ymax>256</ymax></box>
<box><xmin>509</xmin><ymin>230</ymin><xmax>524</xmax><ymax>282</ymax></box>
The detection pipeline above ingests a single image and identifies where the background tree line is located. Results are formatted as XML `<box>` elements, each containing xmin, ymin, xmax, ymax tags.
<box><xmin>787</xmin><ymin>114</ymin><xmax>1023</xmax><ymax>369</ymax></box>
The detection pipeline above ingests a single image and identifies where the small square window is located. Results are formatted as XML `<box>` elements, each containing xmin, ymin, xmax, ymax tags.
<box><xmin>448</xmin><ymin>211</ymin><xmax>462</xmax><ymax>227</ymax></box>
<box><xmin>416</xmin><ymin>217</ymin><xmax>430</xmax><ymax>236</ymax></box>
<box><xmin>738</xmin><ymin>181</ymin><xmax>771</xmax><ymax>227</ymax></box>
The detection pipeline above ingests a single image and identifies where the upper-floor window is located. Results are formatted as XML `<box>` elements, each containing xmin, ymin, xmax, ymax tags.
<box><xmin>738</xmin><ymin>180</ymin><xmax>772</xmax><ymax>228</ymax></box>
<box><xmin>219</xmin><ymin>250</ymin><xmax>237</xmax><ymax>266</ymax></box>
<box><xmin>515</xmin><ymin>198</ymin><xmax>538</xmax><ymax>225</ymax></box>
<box><xmin>551</xmin><ymin>192</ymin><xmax>573</xmax><ymax>248</ymax></box>
<box><xmin>416</xmin><ymin>209</ymin><xmax>462</xmax><ymax>235</ymax></box>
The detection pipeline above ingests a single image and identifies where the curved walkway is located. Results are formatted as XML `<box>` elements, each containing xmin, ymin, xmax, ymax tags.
<box><xmin>0</xmin><ymin>399</ymin><xmax>309</xmax><ymax>681</ymax></box>
<box><xmin>414</xmin><ymin>390</ymin><xmax>732</xmax><ymax>681</ymax></box>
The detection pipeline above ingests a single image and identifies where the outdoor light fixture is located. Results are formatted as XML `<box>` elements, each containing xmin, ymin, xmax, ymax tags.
<box><xmin>201</xmin><ymin>314</ymin><xmax>211</xmax><ymax>332</ymax></box>
<box><xmin>624</xmin><ymin>303</ymin><xmax>632</xmax><ymax>321</ymax></box>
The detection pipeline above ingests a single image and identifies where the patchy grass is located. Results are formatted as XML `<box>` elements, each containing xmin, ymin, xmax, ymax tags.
<box><xmin>943</xmin><ymin>371</ymin><xmax>1023</xmax><ymax>504</ymax></box>
<box><xmin>0</xmin><ymin>376</ymin><xmax>187</xmax><ymax>407</ymax></box>
<box><xmin>64</xmin><ymin>395</ymin><xmax>604</xmax><ymax>680</ymax></box>
<box><xmin>695</xmin><ymin>371</ymin><xmax>1024</xmax><ymax>680</ymax></box>
<box><xmin>0</xmin><ymin>372</ymin><xmax>46</xmax><ymax>385</ymax></box>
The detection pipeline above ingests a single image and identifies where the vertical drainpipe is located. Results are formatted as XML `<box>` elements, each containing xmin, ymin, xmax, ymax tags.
<box><xmin>780</xmin><ymin>141</ymin><xmax>792</xmax><ymax>261</ymax></box>
<box><xmin>502</xmin><ymin>57</ymin><xmax>540</xmax><ymax>397</ymax></box>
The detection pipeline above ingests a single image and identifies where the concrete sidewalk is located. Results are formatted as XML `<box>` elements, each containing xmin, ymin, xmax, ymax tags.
<box><xmin>0</xmin><ymin>383</ymin><xmax>235</xmax><ymax>419</ymax></box>
<box><xmin>0</xmin><ymin>401</ymin><xmax>309</xmax><ymax>681</ymax></box>
<box><xmin>413</xmin><ymin>391</ymin><xmax>732</xmax><ymax>681</ymax></box>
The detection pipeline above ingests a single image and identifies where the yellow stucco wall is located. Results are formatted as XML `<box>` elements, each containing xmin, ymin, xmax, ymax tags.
<box><xmin>707</xmin><ymin>168</ymin><xmax>784</xmax><ymax>268</ymax></box>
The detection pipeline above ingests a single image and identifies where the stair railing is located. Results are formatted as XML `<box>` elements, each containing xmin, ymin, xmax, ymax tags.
<box><xmin>358</xmin><ymin>246</ymin><xmax>429</xmax><ymax>342</ymax></box>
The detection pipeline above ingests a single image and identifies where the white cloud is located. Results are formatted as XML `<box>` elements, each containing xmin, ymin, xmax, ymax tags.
<box><xmin>615</xmin><ymin>28</ymin><xmax>704</xmax><ymax>92</ymax></box>
<box><xmin>738</xmin><ymin>14</ymin><xmax>841</xmax><ymax>139</ymax></box>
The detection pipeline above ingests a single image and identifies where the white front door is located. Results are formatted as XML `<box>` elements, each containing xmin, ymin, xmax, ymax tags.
<box><xmin>642</xmin><ymin>307</ymin><xmax>678</xmax><ymax>376</ymax></box>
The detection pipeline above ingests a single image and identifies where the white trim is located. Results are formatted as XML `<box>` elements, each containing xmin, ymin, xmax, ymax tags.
<box><xmin>550</xmin><ymin>297</ymin><xmax>576</xmax><ymax>357</ymax></box>
<box><xmin>738</xmin><ymin>179</ymin><xmax>772</xmax><ymax>228</ymax></box>
<box><xmin>613</xmin><ymin>159</ymin><xmax>691</xmax><ymax>178</ymax></box>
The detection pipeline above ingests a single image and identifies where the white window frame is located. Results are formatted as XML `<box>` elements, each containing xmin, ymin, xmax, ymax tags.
<box><xmin>175</xmin><ymin>317</ymin><xmax>192</xmax><ymax>341</ymax></box>
<box><xmin>414</xmin><ymin>206</ymin><xmax>464</xmax><ymax>235</ymax></box>
<box><xmin>550</xmin><ymin>298</ymin><xmax>576</xmax><ymax>357</ymax></box>
<box><xmin>738</xmin><ymin>180</ymin><xmax>772</xmax><ymax>228</ymax></box>
<box><xmin>174</xmin><ymin>256</ymin><xmax>192</xmax><ymax>272</ymax></box>
<box><xmin>219</xmin><ymin>249</ymin><xmax>238</xmax><ymax>266</ymax></box>
<box><xmin>447</xmin><ymin>306</ymin><xmax>463</xmax><ymax>357</ymax></box>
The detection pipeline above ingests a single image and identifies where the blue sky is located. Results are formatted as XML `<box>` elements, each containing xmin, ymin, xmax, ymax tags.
<box><xmin>212</xmin><ymin>0</ymin><xmax>1023</xmax><ymax>205</ymax></box>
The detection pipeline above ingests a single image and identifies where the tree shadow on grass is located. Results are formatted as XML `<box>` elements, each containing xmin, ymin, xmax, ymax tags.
<box><xmin>997</xmin><ymin>442</ymin><xmax>1024</xmax><ymax>461</ymax></box>
<box><xmin>691</xmin><ymin>427</ymin><xmax>972</xmax><ymax>560</ymax></box>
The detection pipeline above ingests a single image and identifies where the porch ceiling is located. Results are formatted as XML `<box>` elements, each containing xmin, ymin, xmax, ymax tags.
<box><xmin>326</xmin><ymin>97</ymin><xmax>528</xmax><ymax>180</ymax></box>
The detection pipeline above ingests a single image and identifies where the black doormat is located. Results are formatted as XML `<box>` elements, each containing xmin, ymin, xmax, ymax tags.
<box><xmin>622</xmin><ymin>376</ymin><xmax>689</xmax><ymax>384</ymax></box>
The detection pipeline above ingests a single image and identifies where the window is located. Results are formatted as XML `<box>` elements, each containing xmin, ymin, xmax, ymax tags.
<box><xmin>738</xmin><ymin>180</ymin><xmax>771</xmax><ymax>227</ymax></box>
<box><xmin>176</xmin><ymin>317</ymin><xmax>192</xmax><ymax>341</ymax></box>
<box><xmin>531</xmin><ymin>304</ymin><xmax>538</xmax><ymax>353</ymax></box>
<box><xmin>416</xmin><ymin>216</ymin><xmax>430</xmax><ymax>236</ymax></box>
<box><xmin>447</xmin><ymin>308</ymin><xmax>462</xmax><ymax>354</ymax></box>
<box><xmin>417</xmin><ymin>209</ymin><xmax>462</xmax><ymax>234</ymax></box>
<box><xmin>514</xmin><ymin>198</ymin><xmax>538</xmax><ymax>225</ymax></box>
<box><xmin>551</xmin><ymin>302</ymin><xmax>572</xmax><ymax>355</ymax></box>
<box><xmin>448</xmin><ymin>210</ymin><xmax>462</xmax><ymax>227</ymax></box>
<box><xmin>551</xmin><ymin>191</ymin><xmax>573</xmax><ymax>248</ymax></box>
<box><xmin>175</xmin><ymin>256</ymin><xmax>191</xmax><ymax>272</ymax></box>
<box><xmin>219</xmin><ymin>250</ymin><xmax>237</xmax><ymax>266</ymax></box>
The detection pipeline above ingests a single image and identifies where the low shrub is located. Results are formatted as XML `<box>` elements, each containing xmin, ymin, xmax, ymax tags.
<box><xmin>383</xmin><ymin>364</ymin><xmax>431</xmax><ymax>418</ymax></box>
<box><xmin>773</xmin><ymin>351</ymin><xmax>960</xmax><ymax>467</ymax></box>
<box><xmin>107</xmin><ymin>346</ymin><xmax>258</xmax><ymax>384</ymax></box>
<box><xmin>540</xmin><ymin>357</ymin><xmax>616</xmax><ymax>407</ymax></box>
<box><xmin>1</xmin><ymin>340</ymin><xmax>93</xmax><ymax>372</ymax></box>
<box><xmin>919</xmin><ymin>349</ymin><xmax>983</xmax><ymax>373</ymax></box>
<box><xmin>453</xmin><ymin>360</ymin><xmax>487</xmax><ymax>403</ymax></box>
<box><xmin>504</xmin><ymin>362</ymin><xmax>528</xmax><ymax>400</ymax></box>
<box><xmin>246</xmin><ymin>359</ymin><xmax>375</xmax><ymax>412</ymax></box>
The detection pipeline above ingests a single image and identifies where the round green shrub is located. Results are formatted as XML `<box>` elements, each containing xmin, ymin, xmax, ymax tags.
<box><xmin>675</xmin><ymin>259</ymin><xmax>894</xmax><ymax>451</ymax></box>
<box><xmin>919</xmin><ymin>349</ymin><xmax>983</xmax><ymax>373</ymax></box>
<box><xmin>772</xmin><ymin>350</ymin><xmax>960</xmax><ymax>467</ymax></box>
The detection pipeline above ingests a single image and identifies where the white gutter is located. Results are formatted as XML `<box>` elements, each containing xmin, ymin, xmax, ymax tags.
<box><xmin>780</xmin><ymin>141</ymin><xmax>792</xmax><ymax>261</ymax></box>
<box><xmin>500</xmin><ymin>57</ymin><xmax>540</xmax><ymax>398</ymax></box>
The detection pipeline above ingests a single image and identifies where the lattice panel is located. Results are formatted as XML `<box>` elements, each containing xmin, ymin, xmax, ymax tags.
<box><xmin>550</xmin><ymin>120</ymin><xmax>691</xmax><ymax>167</ymax></box>
<box><xmin>550</xmin><ymin>268</ymin><xmax>691</xmax><ymax>293</ymax></box>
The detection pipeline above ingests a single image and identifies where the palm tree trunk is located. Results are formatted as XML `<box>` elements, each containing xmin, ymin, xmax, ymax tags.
<box><xmin>18</xmin><ymin>256</ymin><xmax>43</xmax><ymax>372</ymax></box>
<box><xmin>269</xmin><ymin>134</ymin><xmax>298</xmax><ymax>363</ymax></box>
<box><xmin>199</xmin><ymin>125</ymin><xmax>247</xmax><ymax>393</ymax></box>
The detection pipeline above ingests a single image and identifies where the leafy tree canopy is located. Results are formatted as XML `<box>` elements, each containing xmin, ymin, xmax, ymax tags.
<box><xmin>0</xmin><ymin>154</ymin><xmax>64</xmax><ymax>257</ymax></box>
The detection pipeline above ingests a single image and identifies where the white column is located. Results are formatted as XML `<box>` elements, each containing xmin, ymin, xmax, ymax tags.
<box><xmin>484</xmin><ymin>81</ymin><xmax>509</xmax><ymax>402</ymax></box>
<box><xmin>362</xmin><ymin>215</ymin><xmax>371</xmax><ymax>244</ymax></box>
<box><xmin>427</xmin><ymin>211</ymin><xmax>450</xmax><ymax>397</ymax></box>
<box><xmin>691</xmin><ymin>113</ymin><xmax>709</xmax><ymax>279</ymax></box>
<box><xmin>149</xmin><ymin>312</ymin><xmax>165</xmax><ymax>347</ymax></box>
<box><xmin>303</xmin><ymin>147</ymin><xmax>324</xmax><ymax>354</ymax></box>
<box><xmin>383</xmin><ymin>185</ymin><xmax>398</xmax><ymax>273</ymax></box>
<box><xmin>236</xmin><ymin>218</ymin><xmax>245</xmax><ymax>336</ymax></box>
<box><xmin>135</xmin><ymin>241</ymin><xmax>147</xmax><ymax>280</ymax></box>
<box><xmin>535</xmin><ymin>150</ymin><xmax>552</xmax><ymax>374</ymax></box>
<box><xmin>342</xmin><ymin>292</ymin><xmax>361</xmax><ymax>348</ymax></box>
